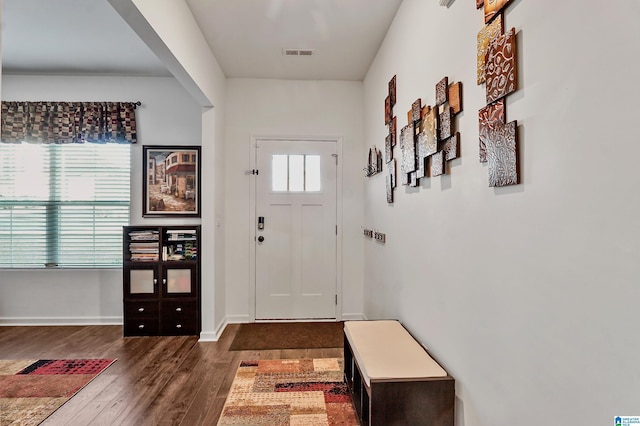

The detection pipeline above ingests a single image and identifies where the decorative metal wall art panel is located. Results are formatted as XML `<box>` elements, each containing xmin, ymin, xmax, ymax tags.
<box><xmin>411</xmin><ymin>99</ymin><xmax>422</xmax><ymax>123</ymax></box>
<box><xmin>388</xmin><ymin>75</ymin><xmax>396</xmax><ymax>107</ymax></box>
<box><xmin>442</xmin><ymin>132</ymin><xmax>460</xmax><ymax>161</ymax></box>
<box><xmin>400</xmin><ymin>124</ymin><xmax>416</xmax><ymax>181</ymax></box>
<box><xmin>478</xmin><ymin>99</ymin><xmax>505</xmax><ymax>163</ymax></box>
<box><xmin>381</xmin><ymin>74</ymin><xmax>466</xmax><ymax>198</ymax></box>
<box><xmin>486</xmin><ymin>120</ymin><xmax>518</xmax><ymax>187</ymax></box>
<box><xmin>409</xmin><ymin>171</ymin><xmax>418</xmax><ymax>187</ymax></box>
<box><xmin>448</xmin><ymin>82</ymin><xmax>463</xmax><ymax>115</ymax></box>
<box><xmin>435</xmin><ymin>77</ymin><xmax>449</xmax><ymax>106</ymax></box>
<box><xmin>423</xmin><ymin>106</ymin><xmax>439</xmax><ymax>157</ymax></box>
<box><xmin>385</xmin><ymin>96</ymin><xmax>392</xmax><ymax>124</ymax></box>
<box><xmin>477</xmin><ymin>14</ymin><xmax>503</xmax><ymax>85</ymax></box>
<box><xmin>486</xmin><ymin>28</ymin><xmax>517</xmax><ymax>104</ymax></box>
<box><xmin>365</xmin><ymin>146</ymin><xmax>383</xmax><ymax>177</ymax></box>
<box><xmin>439</xmin><ymin>106</ymin><xmax>453</xmax><ymax>141</ymax></box>
<box><xmin>431</xmin><ymin>151</ymin><xmax>445</xmax><ymax>177</ymax></box>
<box><xmin>389</xmin><ymin>159</ymin><xmax>396</xmax><ymax>188</ymax></box>
<box><xmin>390</xmin><ymin>116</ymin><xmax>397</xmax><ymax>147</ymax></box>
<box><xmin>484</xmin><ymin>0</ymin><xmax>512</xmax><ymax>24</ymax></box>
<box><xmin>476</xmin><ymin>0</ymin><xmax>521</xmax><ymax>188</ymax></box>
<box><xmin>416</xmin><ymin>131</ymin><xmax>428</xmax><ymax>179</ymax></box>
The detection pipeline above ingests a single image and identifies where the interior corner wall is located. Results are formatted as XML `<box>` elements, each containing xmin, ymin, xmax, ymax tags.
<box><xmin>224</xmin><ymin>78</ymin><xmax>365</xmax><ymax>322</ymax></box>
<box><xmin>0</xmin><ymin>75</ymin><xmax>201</xmax><ymax>325</ymax></box>
<box><xmin>362</xmin><ymin>0</ymin><xmax>640</xmax><ymax>425</ymax></box>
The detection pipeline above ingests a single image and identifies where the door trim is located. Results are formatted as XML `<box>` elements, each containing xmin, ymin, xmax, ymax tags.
<box><xmin>248</xmin><ymin>135</ymin><xmax>343</xmax><ymax>322</ymax></box>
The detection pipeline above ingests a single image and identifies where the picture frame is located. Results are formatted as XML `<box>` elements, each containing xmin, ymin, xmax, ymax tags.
<box><xmin>143</xmin><ymin>145</ymin><xmax>201</xmax><ymax>217</ymax></box>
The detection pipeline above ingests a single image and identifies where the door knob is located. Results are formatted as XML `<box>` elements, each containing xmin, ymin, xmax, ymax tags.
<box><xmin>257</xmin><ymin>236</ymin><xmax>265</xmax><ymax>242</ymax></box>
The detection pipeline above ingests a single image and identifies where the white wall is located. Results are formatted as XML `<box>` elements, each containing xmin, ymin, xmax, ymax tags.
<box><xmin>363</xmin><ymin>0</ymin><xmax>640</xmax><ymax>425</ymax></box>
<box><xmin>225</xmin><ymin>78</ymin><xmax>365</xmax><ymax>322</ymax></box>
<box><xmin>0</xmin><ymin>75</ymin><xmax>201</xmax><ymax>324</ymax></box>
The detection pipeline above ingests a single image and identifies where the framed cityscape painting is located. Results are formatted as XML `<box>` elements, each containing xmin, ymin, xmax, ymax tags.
<box><xmin>143</xmin><ymin>145</ymin><xmax>201</xmax><ymax>217</ymax></box>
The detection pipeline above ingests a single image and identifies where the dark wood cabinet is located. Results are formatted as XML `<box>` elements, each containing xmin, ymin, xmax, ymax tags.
<box><xmin>123</xmin><ymin>225</ymin><xmax>200</xmax><ymax>337</ymax></box>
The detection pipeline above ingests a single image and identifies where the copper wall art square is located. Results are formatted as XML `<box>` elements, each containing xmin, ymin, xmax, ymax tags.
<box><xmin>388</xmin><ymin>75</ymin><xmax>396</xmax><ymax>107</ymax></box>
<box><xmin>478</xmin><ymin>99</ymin><xmax>505</xmax><ymax>163</ymax></box>
<box><xmin>431</xmin><ymin>151</ymin><xmax>445</xmax><ymax>177</ymax></box>
<box><xmin>385</xmin><ymin>96</ymin><xmax>392</xmax><ymax>125</ymax></box>
<box><xmin>484</xmin><ymin>0</ymin><xmax>512</xmax><ymax>24</ymax></box>
<box><xmin>435</xmin><ymin>77</ymin><xmax>449</xmax><ymax>106</ymax></box>
<box><xmin>485</xmin><ymin>28</ymin><xmax>517</xmax><ymax>104</ymax></box>
<box><xmin>448</xmin><ymin>82</ymin><xmax>463</xmax><ymax>115</ymax></box>
<box><xmin>486</xmin><ymin>120</ymin><xmax>518</xmax><ymax>187</ymax></box>
<box><xmin>477</xmin><ymin>14</ymin><xmax>503</xmax><ymax>85</ymax></box>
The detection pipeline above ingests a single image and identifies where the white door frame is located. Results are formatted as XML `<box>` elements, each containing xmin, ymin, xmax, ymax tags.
<box><xmin>248</xmin><ymin>135</ymin><xmax>343</xmax><ymax>322</ymax></box>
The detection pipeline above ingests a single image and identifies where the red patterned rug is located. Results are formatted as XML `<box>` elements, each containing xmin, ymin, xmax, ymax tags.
<box><xmin>0</xmin><ymin>359</ymin><xmax>115</xmax><ymax>425</ymax></box>
<box><xmin>218</xmin><ymin>358</ymin><xmax>358</xmax><ymax>425</ymax></box>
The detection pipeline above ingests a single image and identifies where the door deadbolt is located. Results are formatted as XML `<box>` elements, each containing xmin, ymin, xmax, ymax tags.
<box><xmin>257</xmin><ymin>236</ymin><xmax>265</xmax><ymax>242</ymax></box>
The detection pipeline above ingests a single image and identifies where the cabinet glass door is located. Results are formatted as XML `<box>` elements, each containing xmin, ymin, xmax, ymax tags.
<box><xmin>163</xmin><ymin>266</ymin><xmax>196</xmax><ymax>296</ymax></box>
<box><xmin>130</xmin><ymin>270</ymin><xmax>155</xmax><ymax>294</ymax></box>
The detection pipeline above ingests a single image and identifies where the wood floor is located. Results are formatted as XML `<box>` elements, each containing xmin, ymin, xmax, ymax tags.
<box><xmin>0</xmin><ymin>324</ymin><xmax>344</xmax><ymax>425</ymax></box>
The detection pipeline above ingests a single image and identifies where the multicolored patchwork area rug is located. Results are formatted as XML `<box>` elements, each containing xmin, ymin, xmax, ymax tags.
<box><xmin>0</xmin><ymin>359</ymin><xmax>115</xmax><ymax>425</ymax></box>
<box><xmin>218</xmin><ymin>358</ymin><xmax>358</xmax><ymax>425</ymax></box>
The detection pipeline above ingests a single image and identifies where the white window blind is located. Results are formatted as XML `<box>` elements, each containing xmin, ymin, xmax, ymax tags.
<box><xmin>0</xmin><ymin>143</ymin><xmax>131</xmax><ymax>268</ymax></box>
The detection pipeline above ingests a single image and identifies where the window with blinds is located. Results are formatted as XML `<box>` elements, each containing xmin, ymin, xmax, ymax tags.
<box><xmin>0</xmin><ymin>143</ymin><xmax>131</xmax><ymax>268</ymax></box>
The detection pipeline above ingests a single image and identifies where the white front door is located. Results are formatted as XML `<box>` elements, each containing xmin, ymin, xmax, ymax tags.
<box><xmin>255</xmin><ymin>139</ymin><xmax>337</xmax><ymax>320</ymax></box>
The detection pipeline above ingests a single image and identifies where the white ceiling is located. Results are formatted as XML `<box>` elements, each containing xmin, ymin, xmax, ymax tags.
<box><xmin>2</xmin><ymin>0</ymin><xmax>403</xmax><ymax>81</ymax></box>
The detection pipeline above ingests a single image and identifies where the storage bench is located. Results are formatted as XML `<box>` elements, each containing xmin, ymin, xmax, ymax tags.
<box><xmin>343</xmin><ymin>320</ymin><xmax>454</xmax><ymax>425</ymax></box>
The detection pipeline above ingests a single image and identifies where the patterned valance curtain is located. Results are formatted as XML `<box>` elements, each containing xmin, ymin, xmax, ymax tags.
<box><xmin>0</xmin><ymin>101</ymin><xmax>138</xmax><ymax>144</ymax></box>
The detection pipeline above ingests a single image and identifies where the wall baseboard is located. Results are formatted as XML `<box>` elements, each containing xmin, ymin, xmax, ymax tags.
<box><xmin>341</xmin><ymin>313</ymin><xmax>366</xmax><ymax>321</ymax></box>
<box><xmin>0</xmin><ymin>317</ymin><xmax>123</xmax><ymax>326</ymax></box>
<box><xmin>199</xmin><ymin>317</ymin><xmax>230</xmax><ymax>342</ymax></box>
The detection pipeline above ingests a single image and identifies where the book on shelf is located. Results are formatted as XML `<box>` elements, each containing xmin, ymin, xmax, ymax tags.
<box><xmin>165</xmin><ymin>229</ymin><xmax>197</xmax><ymax>241</ymax></box>
<box><xmin>128</xmin><ymin>230</ymin><xmax>159</xmax><ymax>240</ymax></box>
<box><xmin>130</xmin><ymin>253</ymin><xmax>159</xmax><ymax>261</ymax></box>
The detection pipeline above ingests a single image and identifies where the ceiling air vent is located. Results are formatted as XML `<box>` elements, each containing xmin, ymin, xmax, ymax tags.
<box><xmin>283</xmin><ymin>49</ymin><xmax>314</xmax><ymax>57</ymax></box>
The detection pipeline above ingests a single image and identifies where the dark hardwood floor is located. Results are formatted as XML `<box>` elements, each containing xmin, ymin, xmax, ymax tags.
<box><xmin>0</xmin><ymin>324</ymin><xmax>344</xmax><ymax>425</ymax></box>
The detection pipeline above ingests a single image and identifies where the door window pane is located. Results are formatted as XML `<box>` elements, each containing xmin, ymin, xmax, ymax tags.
<box><xmin>271</xmin><ymin>154</ymin><xmax>321</xmax><ymax>192</ymax></box>
<box><xmin>305</xmin><ymin>155</ymin><xmax>321</xmax><ymax>191</ymax></box>
<box><xmin>288</xmin><ymin>155</ymin><xmax>304</xmax><ymax>191</ymax></box>
<box><xmin>272</xmin><ymin>155</ymin><xmax>288</xmax><ymax>191</ymax></box>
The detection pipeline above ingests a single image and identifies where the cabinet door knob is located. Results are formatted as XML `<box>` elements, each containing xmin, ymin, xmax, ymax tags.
<box><xmin>138</xmin><ymin>324</ymin><xmax>145</xmax><ymax>329</ymax></box>
<box><xmin>153</xmin><ymin>279</ymin><xmax>157</xmax><ymax>284</ymax></box>
<box><xmin>175</xmin><ymin>307</ymin><xmax>182</xmax><ymax>312</ymax></box>
<box><xmin>163</xmin><ymin>278</ymin><xmax>167</xmax><ymax>284</ymax></box>
<box><xmin>138</xmin><ymin>307</ymin><xmax>145</xmax><ymax>312</ymax></box>
<box><xmin>176</xmin><ymin>324</ymin><xmax>182</xmax><ymax>329</ymax></box>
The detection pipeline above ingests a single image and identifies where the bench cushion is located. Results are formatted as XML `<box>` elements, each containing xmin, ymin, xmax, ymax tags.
<box><xmin>344</xmin><ymin>320</ymin><xmax>447</xmax><ymax>387</ymax></box>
